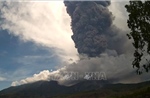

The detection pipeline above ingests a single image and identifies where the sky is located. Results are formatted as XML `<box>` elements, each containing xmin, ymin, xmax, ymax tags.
<box><xmin>0</xmin><ymin>30</ymin><xmax>60</xmax><ymax>89</ymax></box>
<box><xmin>0</xmin><ymin>0</ymin><xmax>149</xmax><ymax>90</ymax></box>
<box><xmin>0</xmin><ymin>1</ymin><xmax>79</xmax><ymax>90</ymax></box>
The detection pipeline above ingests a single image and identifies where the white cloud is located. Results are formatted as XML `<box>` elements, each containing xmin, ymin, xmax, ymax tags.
<box><xmin>11</xmin><ymin>52</ymin><xmax>150</xmax><ymax>86</ymax></box>
<box><xmin>109</xmin><ymin>1</ymin><xmax>129</xmax><ymax>31</ymax></box>
<box><xmin>11</xmin><ymin>70</ymin><xmax>50</xmax><ymax>86</ymax></box>
<box><xmin>0</xmin><ymin>1</ymin><xmax>79</xmax><ymax>63</ymax></box>
<box><xmin>0</xmin><ymin>77</ymin><xmax>6</xmax><ymax>81</ymax></box>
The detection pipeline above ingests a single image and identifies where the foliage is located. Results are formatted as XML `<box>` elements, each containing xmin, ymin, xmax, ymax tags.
<box><xmin>125</xmin><ymin>1</ymin><xmax>150</xmax><ymax>74</ymax></box>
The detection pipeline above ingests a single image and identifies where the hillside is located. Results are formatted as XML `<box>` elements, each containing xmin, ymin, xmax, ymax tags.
<box><xmin>0</xmin><ymin>80</ymin><xmax>150</xmax><ymax>98</ymax></box>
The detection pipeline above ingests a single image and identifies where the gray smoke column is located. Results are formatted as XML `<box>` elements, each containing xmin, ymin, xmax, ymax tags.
<box><xmin>64</xmin><ymin>1</ymin><xmax>125</xmax><ymax>57</ymax></box>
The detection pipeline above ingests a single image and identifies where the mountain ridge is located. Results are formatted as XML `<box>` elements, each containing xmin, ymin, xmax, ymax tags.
<box><xmin>0</xmin><ymin>80</ymin><xmax>150</xmax><ymax>98</ymax></box>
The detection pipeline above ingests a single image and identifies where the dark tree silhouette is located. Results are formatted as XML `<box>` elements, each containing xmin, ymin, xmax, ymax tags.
<box><xmin>125</xmin><ymin>1</ymin><xmax>150</xmax><ymax>74</ymax></box>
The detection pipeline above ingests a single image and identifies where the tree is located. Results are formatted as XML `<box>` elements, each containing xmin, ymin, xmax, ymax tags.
<box><xmin>125</xmin><ymin>1</ymin><xmax>150</xmax><ymax>74</ymax></box>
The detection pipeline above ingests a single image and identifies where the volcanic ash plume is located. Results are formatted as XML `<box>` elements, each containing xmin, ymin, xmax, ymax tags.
<box><xmin>64</xmin><ymin>1</ymin><xmax>126</xmax><ymax>57</ymax></box>
<box><xmin>10</xmin><ymin>1</ymin><xmax>150</xmax><ymax>87</ymax></box>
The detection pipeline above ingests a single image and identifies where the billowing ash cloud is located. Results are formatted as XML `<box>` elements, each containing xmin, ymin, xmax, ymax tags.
<box><xmin>64</xmin><ymin>1</ymin><xmax>126</xmax><ymax>57</ymax></box>
<box><xmin>1</xmin><ymin>1</ymin><xmax>147</xmax><ymax>87</ymax></box>
<box><xmin>12</xmin><ymin>53</ymin><xmax>150</xmax><ymax>86</ymax></box>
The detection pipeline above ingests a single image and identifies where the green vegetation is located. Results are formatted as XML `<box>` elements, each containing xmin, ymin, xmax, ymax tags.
<box><xmin>125</xmin><ymin>0</ymin><xmax>150</xmax><ymax>74</ymax></box>
<box><xmin>54</xmin><ymin>85</ymin><xmax>150</xmax><ymax>98</ymax></box>
<box><xmin>1</xmin><ymin>80</ymin><xmax>149</xmax><ymax>98</ymax></box>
